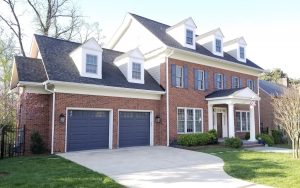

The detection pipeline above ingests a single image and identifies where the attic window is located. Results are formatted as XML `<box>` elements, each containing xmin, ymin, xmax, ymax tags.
<box><xmin>132</xmin><ymin>62</ymin><xmax>141</xmax><ymax>80</ymax></box>
<box><xmin>215</xmin><ymin>39</ymin><xmax>222</xmax><ymax>53</ymax></box>
<box><xmin>186</xmin><ymin>29</ymin><xmax>193</xmax><ymax>45</ymax></box>
<box><xmin>86</xmin><ymin>54</ymin><xmax>97</xmax><ymax>74</ymax></box>
<box><xmin>240</xmin><ymin>47</ymin><xmax>245</xmax><ymax>59</ymax></box>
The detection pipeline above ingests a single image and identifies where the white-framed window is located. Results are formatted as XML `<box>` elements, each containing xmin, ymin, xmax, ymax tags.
<box><xmin>186</xmin><ymin>29</ymin><xmax>193</xmax><ymax>45</ymax></box>
<box><xmin>132</xmin><ymin>62</ymin><xmax>141</xmax><ymax>80</ymax></box>
<box><xmin>86</xmin><ymin>54</ymin><xmax>97</xmax><ymax>74</ymax></box>
<box><xmin>216</xmin><ymin>73</ymin><xmax>223</xmax><ymax>89</ymax></box>
<box><xmin>196</xmin><ymin>70</ymin><xmax>205</xmax><ymax>90</ymax></box>
<box><xmin>215</xmin><ymin>39</ymin><xmax>222</xmax><ymax>53</ymax></box>
<box><xmin>176</xmin><ymin>65</ymin><xmax>184</xmax><ymax>87</ymax></box>
<box><xmin>236</xmin><ymin>111</ymin><xmax>250</xmax><ymax>132</ymax></box>
<box><xmin>247</xmin><ymin>80</ymin><xmax>253</xmax><ymax>90</ymax></box>
<box><xmin>177</xmin><ymin>108</ymin><xmax>203</xmax><ymax>133</ymax></box>
<box><xmin>240</xmin><ymin>47</ymin><xmax>245</xmax><ymax>59</ymax></box>
<box><xmin>233</xmin><ymin>77</ymin><xmax>240</xmax><ymax>88</ymax></box>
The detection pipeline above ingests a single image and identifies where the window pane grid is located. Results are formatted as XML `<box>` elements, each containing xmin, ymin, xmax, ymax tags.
<box><xmin>217</xmin><ymin>74</ymin><xmax>223</xmax><ymax>89</ymax></box>
<box><xmin>186</xmin><ymin>30</ymin><xmax>193</xmax><ymax>45</ymax></box>
<box><xmin>240</xmin><ymin>47</ymin><xmax>245</xmax><ymax>59</ymax></box>
<box><xmin>132</xmin><ymin>62</ymin><xmax>141</xmax><ymax>80</ymax></box>
<box><xmin>86</xmin><ymin>54</ymin><xmax>97</xmax><ymax>73</ymax></box>
<box><xmin>196</xmin><ymin>70</ymin><xmax>204</xmax><ymax>90</ymax></box>
<box><xmin>177</xmin><ymin>108</ymin><xmax>203</xmax><ymax>133</ymax></box>
<box><xmin>176</xmin><ymin>66</ymin><xmax>183</xmax><ymax>87</ymax></box>
<box><xmin>236</xmin><ymin>111</ymin><xmax>250</xmax><ymax>132</ymax></box>
<box><xmin>216</xmin><ymin>39</ymin><xmax>222</xmax><ymax>53</ymax></box>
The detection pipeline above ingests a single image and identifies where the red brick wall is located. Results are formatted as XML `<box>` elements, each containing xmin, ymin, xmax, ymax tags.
<box><xmin>260</xmin><ymin>89</ymin><xmax>275</xmax><ymax>131</ymax></box>
<box><xmin>167</xmin><ymin>58</ymin><xmax>259</xmax><ymax>142</ymax></box>
<box><xmin>17</xmin><ymin>93</ymin><xmax>50</xmax><ymax>154</ymax></box>
<box><xmin>53</xmin><ymin>93</ymin><xmax>164</xmax><ymax>152</ymax></box>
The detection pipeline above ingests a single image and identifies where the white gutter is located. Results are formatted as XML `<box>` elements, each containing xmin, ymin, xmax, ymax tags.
<box><xmin>257</xmin><ymin>78</ymin><xmax>261</xmax><ymax>134</ymax></box>
<box><xmin>43</xmin><ymin>81</ymin><xmax>55</xmax><ymax>154</ymax></box>
<box><xmin>165</xmin><ymin>49</ymin><xmax>174</xmax><ymax>146</ymax></box>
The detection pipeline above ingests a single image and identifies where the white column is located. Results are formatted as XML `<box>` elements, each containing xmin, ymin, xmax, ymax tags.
<box><xmin>208</xmin><ymin>104</ymin><xmax>214</xmax><ymax>130</ymax></box>
<box><xmin>228</xmin><ymin>103</ymin><xmax>235</xmax><ymax>138</ymax></box>
<box><xmin>249</xmin><ymin>105</ymin><xmax>256</xmax><ymax>141</ymax></box>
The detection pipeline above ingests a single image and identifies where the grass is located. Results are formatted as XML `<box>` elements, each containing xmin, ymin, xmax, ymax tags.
<box><xmin>188</xmin><ymin>145</ymin><xmax>300</xmax><ymax>188</ymax></box>
<box><xmin>0</xmin><ymin>155</ymin><xmax>124</xmax><ymax>188</ymax></box>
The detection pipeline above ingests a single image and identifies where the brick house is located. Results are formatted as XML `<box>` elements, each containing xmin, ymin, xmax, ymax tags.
<box><xmin>10</xmin><ymin>13</ymin><xmax>263</xmax><ymax>154</ymax></box>
<box><xmin>259</xmin><ymin>80</ymin><xmax>286</xmax><ymax>133</ymax></box>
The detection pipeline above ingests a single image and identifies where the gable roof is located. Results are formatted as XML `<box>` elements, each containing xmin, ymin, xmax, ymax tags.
<box><xmin>259</xmin><ymin>80</ymin><xmax>286</xmax><ymax>96</ymax></box>
<box><xmin>206</xmin><ymin>87</ymin><xmax>260</xmax><ymax>100</ymax></box>
<box><xmin>129</xmin><ymin>13</ymin><xmax>262</xmax><ymax>70</ymax></box>
<box><xmin>15</xmin><ymin>35</ymin><xmax>164</xmax><ymax>92</ymax></box>
<box><xmin>197</xmin><ymin>28</ymin><xmax>224</xmax><ymax>39</ymax></box>
<box><xmin>205</xmin><ymin>88</ymin><xmax>244</xmax><ymax>98</ymax></box>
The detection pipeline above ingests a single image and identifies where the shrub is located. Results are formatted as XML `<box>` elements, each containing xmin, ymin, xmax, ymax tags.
<box><xmin>244</xmin><ymin>132</ymin><xmax>250</xmax><ymax>140</ymax></box>
<box><xmin>30</xmin><ymin>131</ymin><xmax>46</xmax><ymax>154</ymax></box>
<box><xmin>271</xmin><ymin>129</ymin><xmax>283</xmax><ymax>144</ymax></box>
<box><xmin>177</xmin><ymin>133</ymin><xmax>211</xmax><ymax>147</ymax></box>
<box><xmin>224</xmin><ymin>137</ymin><xmax>243</xmax><ymax>148</ymax></box>
<box><xmin>256</xmin><ymin>134</ymin><xmax>274</xmax><ymax>146</ymax></box>
<box><xmin>208</xmin><ymin>129</ymin><xmax>218</xmax><ymax>144</ymax></box>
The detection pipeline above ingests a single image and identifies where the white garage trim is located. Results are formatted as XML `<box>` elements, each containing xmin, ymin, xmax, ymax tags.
<box><xmin>117</xmin><ymin>109</ymin><xmax>154</xmax><ymax>147</ymax></box>
<box><xmin>65</xmin><ymin>107</ymin><xmax>113</xmax><ymax>152</ymax></box>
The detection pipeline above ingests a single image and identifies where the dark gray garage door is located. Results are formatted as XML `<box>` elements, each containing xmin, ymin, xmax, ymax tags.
<box><xmin>67</xmin><ymin>110</ymin><xmax>109</xmax><ymax>152</ymax></box>
<box><xmin>119</xmin><ymin>111</ymin><xmax>150</xmax><ymax>147</ymax></box>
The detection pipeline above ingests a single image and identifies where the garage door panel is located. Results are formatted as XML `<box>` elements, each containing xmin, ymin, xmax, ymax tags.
<box><xmin>67</xmin><ymin>110</ymin><xmax>109</xmax><ymax>152</ymax></box>
<box><xmin>119</xmin><ymin>112</ymin><xmax>150</xmax><ymax>148</ymax></box>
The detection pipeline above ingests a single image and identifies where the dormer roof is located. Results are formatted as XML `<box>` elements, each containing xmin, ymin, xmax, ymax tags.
<box><xmin>224</xmin><ymin>37</ymin><xmax>247</xmax><ymax>47</ymax></box>
<box><xmin>166</xmin><ymin>17</ymin><xmax>197</xmax><ymax>31</ymax></box>
<box><xmin>197</xmin><ymin>28</ymin><xmax>224</xmax><ymax>40</ymax></box>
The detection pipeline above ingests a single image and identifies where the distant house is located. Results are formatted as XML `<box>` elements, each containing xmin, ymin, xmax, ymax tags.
<box><xmin>259</xmin><ymin>80</ymin><xmax>286</xmax><ymax>133</ymax></box>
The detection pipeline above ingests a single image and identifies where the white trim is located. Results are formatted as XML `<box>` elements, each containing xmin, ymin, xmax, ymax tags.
<box><xmin>65</xmin><ymin>107</ymin><xmax>113</xmax><ymax>152</ymax></box>
<box><xmin>176</xmin><ymin>107</ymin><xmax>204</xmax><ymax>134</ymax></box>
<box><xmin>117</xmin><ymin>109</ymin><xmax>154</xmax><ymax>147</ymax></box>
<box><xmin>235</xmin><ymin>110</ymin><xmax>250</xmax><ymax>132</ymax></box>
<box><xmin>195</xmin><ymin>69</ymin><xmax>205</xmax><ymax>91</ymax></box>
<box><xmin>166</xmin><ymin>50</ymin><xmax>173</xmax><ymax>146</ymax></box>
<box><xmin>213</xmin><ymin>107</ymin><xmax>228</xmax><ymax>138</ymax></box>
<box><xmin>216</xmin><ymin>73</ymin><xmax>224</xmax><ymax>89</ymax></box>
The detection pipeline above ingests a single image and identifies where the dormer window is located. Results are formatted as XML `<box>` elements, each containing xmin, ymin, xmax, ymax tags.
<box><xmin>215</xmin><ymin>39</ymin><xmax>222</xmax><ymax>53</ymax></box>
<box><xmin>132</xmin><ymin>62</ymin><xmax>141</xmax><ymax>80</ymax></box>
<box><xmin>240</xmin><ymin>47</ymin><xmax>245</xmax><ymax>59</ymax></box>
<box><xmin>86</xmin><ymin>54</ymin><xmax>97</xmax><ymax>74</ymax></box>
<box><xmin>186</xmin><ymin>29</ymin><xmax>194</xmax><ymax>45</ymax></box>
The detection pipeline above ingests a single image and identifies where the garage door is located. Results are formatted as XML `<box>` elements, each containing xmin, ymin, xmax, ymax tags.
<box><xmin>67</xmin><ymin>110</ymin><xmax>109</xmax><ymax>152</ymax></box>
<box><xmin>119</xmin><ymin>111</ymin><xmax>150</xmax><ymax>147</ymax></box>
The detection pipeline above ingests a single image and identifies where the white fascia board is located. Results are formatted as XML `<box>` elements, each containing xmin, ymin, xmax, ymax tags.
<box><xmin>167</xmin><ymin>46</ymin><xmax>264</xmax><ymax>75</ymax></box>
<box><xmin>18</xmin><ymin>81</ymin><xmax>44</xmax><ymax>87</ymax></box>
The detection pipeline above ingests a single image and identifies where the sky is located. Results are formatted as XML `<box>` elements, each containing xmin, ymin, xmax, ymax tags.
<box><xmin>3</xmin><ymin>0</ymin><xmax>300</xmax><ymax>78</ymax></box>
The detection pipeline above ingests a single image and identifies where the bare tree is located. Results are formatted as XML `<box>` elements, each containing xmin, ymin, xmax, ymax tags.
<box><xmin>0</xmin><ymin>0</ymin><xmax>26</xmax><ymax>57</ymax></box>
<box><xmin>27</xmin><ymin>0</ymin><xmax>82</xmax><ymax>39</ymax></box>
<box><xmin>273</xmin><ymin>89</ymin><xmax>300</xmax><ymax>159</ymax></box>
<box><xmin>76</xmin><ymin>21</ymin><xmax>105</xmax><ymax>44</ymax></box>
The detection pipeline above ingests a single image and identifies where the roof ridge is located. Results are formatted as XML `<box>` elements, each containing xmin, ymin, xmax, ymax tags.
<box><xmin>34</xmin><ymin>34</ymin><xmax>81</xmax><ymax>44</ymax></box>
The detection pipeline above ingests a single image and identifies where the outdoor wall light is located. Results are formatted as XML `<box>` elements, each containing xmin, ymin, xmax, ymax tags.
<box><xmin>155</xmin><ymin>115</ymin><xmax>161</xmax><ymax>123</ymax></box>
<box><xmin>59</xmin><ymin>113</ymin><xmax>66</xmax><ymax>123</ymax></box>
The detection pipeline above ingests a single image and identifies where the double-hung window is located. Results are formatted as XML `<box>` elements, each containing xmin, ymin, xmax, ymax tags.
<box><xmin>215</xmin><ymin>39</ymin><xmax>222</xmax><ymax>53</ymax></box>
<box><xmin>176</xmin><ymin>65</ymin><xmax>184</xmax><ymax>87</ymax></box>
<box><xmin>132</xmin><ymin>62</ymin><xmax>141</xmax><ymax>80</ymax></box>
<box><xmin>216</xmin><ymin>73</ymin><xmax>223</xmax><ymax>89</ymax></box>
<box><xmin>236</xmin><ymin>111</ymin><xmax>250</xmax><ymax>132</ymax></box>
<box><xmin>177</xmin><ymin>108</ymin><xmax>203</xmax><ymax>133</ymax></box>
<box><xmin>186</xmin><ymin>29</ymin><xmax>193</xmax><ymax>45</ymax></box>
<box><xmin>247</xmin><ymin>80</ymin><xmax>253</xmax><ymax>90</ymax></box>
<box><xmin>86</xmin><ymin>54</ymin><xmax>97</xmax><ymax>74</ymax></box>
<box><xmin>233</xmin><ymin>77</ymin><xmax>240</xmax><ymax>88</ymax></box>
<box><xmin>240</xmin><ymin>47</ymin><xmax>245</xmax><ymax>59</ymax></box>
<box><xmin>196</xmin><ymin>70</ymin><xmax>204</xmax><ymax>90</ymax></box>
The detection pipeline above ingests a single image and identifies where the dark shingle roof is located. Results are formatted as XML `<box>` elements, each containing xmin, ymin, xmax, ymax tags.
<box><xmin>205</xmin><ymin>88</ymin><xmax>245</xmax><ymax>98</ymax></box>
<box><xmin>15</xmin><ymin>56</ymin><xmax>47</xmax><ymax>82</ymax></box>
<box><xmin>34</xmin><ymin>35</ymin><xmax>164</xmax><ymax>92</ymax></box>
<box><xmin>259</xmin><ymin>80</ymin><xmax>286</xmax><ymax>96</ymax></box>
<box><xmin>129</xmin><ymin>13</ymin><xmax>263</xmax><ymax>70</ymax></box>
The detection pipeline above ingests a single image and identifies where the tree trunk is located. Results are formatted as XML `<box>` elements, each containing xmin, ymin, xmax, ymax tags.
<box><xmin>292</xmin><ymin>139</ymin><xmax>295</xmax><ymax>158</ymax></box>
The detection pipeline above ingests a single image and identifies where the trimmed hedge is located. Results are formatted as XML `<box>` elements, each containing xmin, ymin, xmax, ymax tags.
<box><xmin>177</xmin><ymin>131</ymin><xmax>218</xmax><ymax>147</ymax></box>
<box><xmin>224</xmin><ymin>137</ymin><xmax>243</xmax><ymax>148</ymax></box>
<box><xmin>256</xmin><ymin>134</ymin><xmax>274</xmax><ymax>146</ymax></box>
<box><xmin>208</xmin><ymin>129</ymin><xmax>218</xmax><ymax>144</ymax></box>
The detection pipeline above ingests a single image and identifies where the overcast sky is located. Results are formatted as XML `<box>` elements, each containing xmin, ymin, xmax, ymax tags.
<box><xmin>3</xmin><ymin>0</ymin><xmax>300</xmax><ymax>78</ymax></box>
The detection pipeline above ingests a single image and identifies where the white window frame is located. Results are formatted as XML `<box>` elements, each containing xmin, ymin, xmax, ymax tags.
<box><xmin>248</xmin><ymin>80</ymin><xmax>253</xmax><ymax>90</ymax></box>
<box><xmin>186</xmin><ymin>29</ymin><xmax>193</xmax><ymax>45</ymax></box>
<box><xmin>233</xmin><ymin>76</ymin><xmax>240</xmax><ymax>88</ymax></box>
<box><xmin>216</xmin><ymin>73</ymin><xmax>223</xmax><ymax>89</ymax></box>
<box><xmin>236</xmin><ymin>110</ymin><xmax>250</xmax><ymax>132</ymax></box>
<box><xmin>177</xmin><ymin>107</ymin><xmax>203</xmax><ymax>134</ymax></box>
<box><xmin>86</xmin><ymin>54</ymin><xmax>98</xmax><ymax>74</ymax></box>
<box><xmin>215</xmin><ymin>39</ymin><xmax>222</xmax><ymax>53</ymax></box>
<box><xmin>176</xmin><ymin>65</ymin><xmax>184</xmax><ymax>88</ymax></box>
<box><xmin>132</xmin><ymin>62</ymin><xmax>142</xmax><ymax>80</ymax></box>
<box><xmin>239</xmin><ymin>46</ymin><xmax>245</xmax><ymax>59</ymax></box>
<box><xmin>196</xmin><ymin>70</ymin><xmax>205</xmax><ymax>90</ymax></box>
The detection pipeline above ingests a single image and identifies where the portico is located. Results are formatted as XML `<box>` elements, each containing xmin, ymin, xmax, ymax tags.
<box><xmin>206</xmin><ymin>88</ymin><xmax>260</xmax><ymax>141</ymax></box>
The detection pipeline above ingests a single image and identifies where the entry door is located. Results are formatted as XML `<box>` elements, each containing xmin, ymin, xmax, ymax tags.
<box><xmin>217</xmin><ymin>113</ymin><xmax>223</xmax><ymax>138</ymax></box>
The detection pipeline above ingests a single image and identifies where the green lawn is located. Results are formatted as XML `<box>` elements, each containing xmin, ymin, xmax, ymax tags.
<box><xmin>0</xmin><ymin>155</ymin><xmax>124</xmax><ymax>188</ymax></box>
<box><xmin>189</xmin><ymin>145</ymin><xmax>300</xmax><ymax>188</ymax></box>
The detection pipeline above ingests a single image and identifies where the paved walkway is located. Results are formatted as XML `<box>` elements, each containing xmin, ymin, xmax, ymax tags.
<box><xmin>246</xmin><ymin>146</ymin><xmax>292</xmax><ymax>153</ymax></box>
<box><xmin>59</xmin><ymin>146</ymin><xmax>270</xmax><ymax>188</ymax></box>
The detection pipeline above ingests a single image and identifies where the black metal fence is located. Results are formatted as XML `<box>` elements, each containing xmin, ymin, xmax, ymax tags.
<box><xmin>0</xmin><ymin>126</ymin><xmax>25</xmax><ymax>159</ymax></box>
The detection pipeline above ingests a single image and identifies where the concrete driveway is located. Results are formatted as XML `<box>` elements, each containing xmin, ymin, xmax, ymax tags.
<box><xmin>59</xmin><ymin>146</ymin><xmax>270</xmax><ymax>188</ymax></box>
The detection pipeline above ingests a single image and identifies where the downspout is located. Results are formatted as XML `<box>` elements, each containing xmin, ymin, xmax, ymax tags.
<box><xmin>165</xmin><ymin>50</ymin><xmax>174</xmax><ymax>146</ymax></box>
<box><xmin>257</xmin><ymin>77</ymin><xmax>261</xmax><ymax>134</ymax></box>
<box><xmin>44</xmin><ymin>81</ymin><xmax>55</xmax><ymax>154</ymax></box>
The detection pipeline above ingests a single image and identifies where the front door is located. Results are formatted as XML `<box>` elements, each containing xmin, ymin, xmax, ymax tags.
<box><xmin>217</xmin><ymin>113</ymin><xmax>223</xmax><ymax>138</ymax></box>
